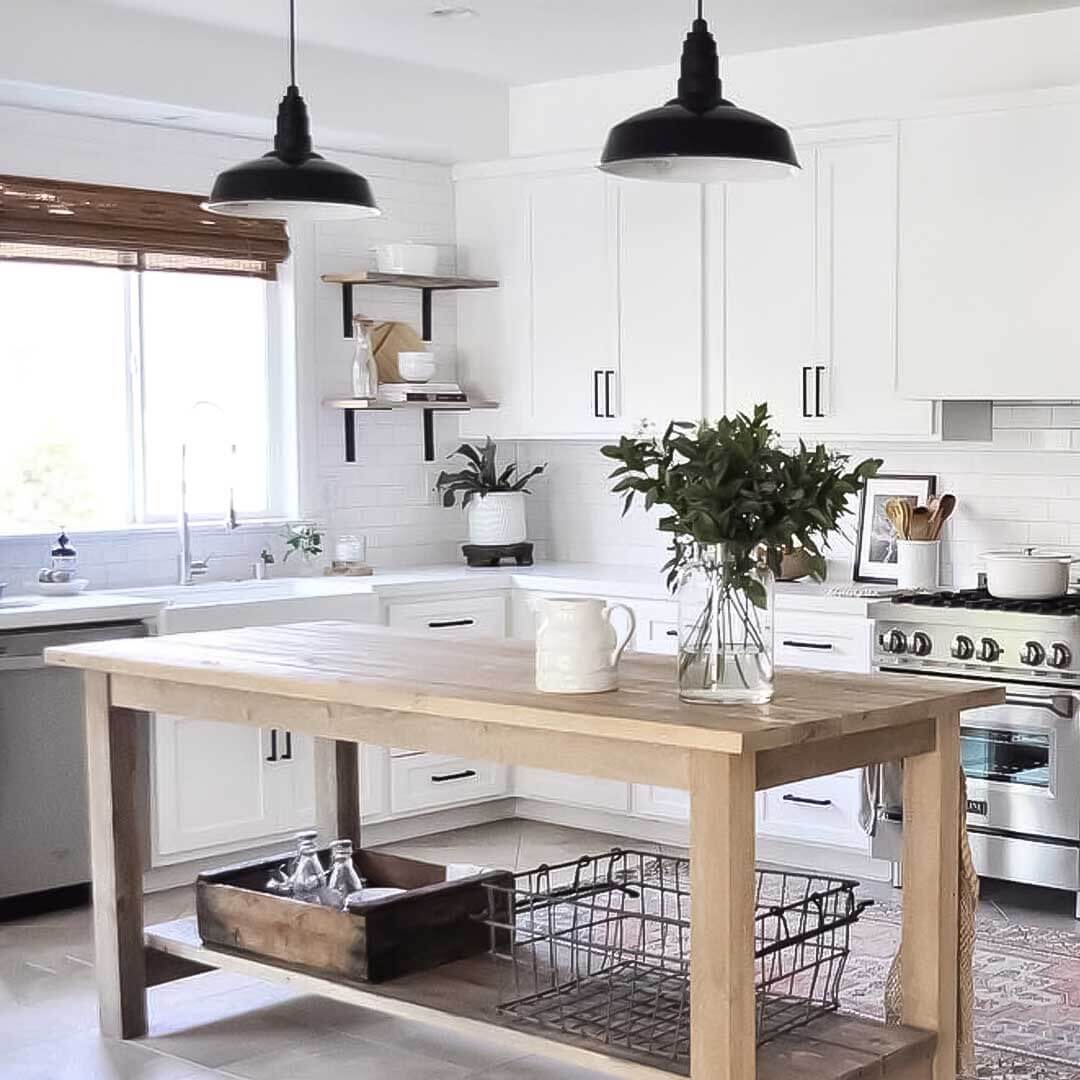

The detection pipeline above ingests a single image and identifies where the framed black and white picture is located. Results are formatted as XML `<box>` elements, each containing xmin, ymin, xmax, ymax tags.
<box><xmin>853</xmin><ymin>474</ymin><xmax>937</xmax><ymax>583</ymax></box>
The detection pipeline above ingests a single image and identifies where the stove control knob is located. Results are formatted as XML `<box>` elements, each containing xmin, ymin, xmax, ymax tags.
<box><xmin>910</xmin><ymin>632</ymin><xmax>932</xmax><ymax>657</ymax></box>
<box><xmin>978</xmin><ymin>637</ymin><xmax>1002</xmax><ymax>663</ymax></box>
<box><xmin>1020</xmin><ymin>641</ymin><xmax>1046</xmax><ymax>667</ymax></box>
<box><xmin>1048</xmin><ymin>642</ymin><xmax>1073</xmax><ymax>669</ymax></box>
<box><xmin>951</xmin><ymin>635</ymin><xmax>975</xmax><ymax>661</ymax></box>
<box><xmin>880</xmin><ymin>629</ymin><xmax>908</xmax><ymax>655</ymax></box>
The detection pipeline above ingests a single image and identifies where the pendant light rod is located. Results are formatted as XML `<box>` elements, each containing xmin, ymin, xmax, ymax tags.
<box><xmin>289</xmin><ymin>0</ymin><xmax>297</xmax><ymax>87</ymax></box>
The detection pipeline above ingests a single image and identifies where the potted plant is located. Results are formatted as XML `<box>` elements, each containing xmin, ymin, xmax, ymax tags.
<box><xmin>435</xmin><ymin>437</ymin><xmax>545</xmax><ymax>547</ymax></box>
<box><xmin>601</xmin><ymin>406</ymin><xmax>880</xmax><ymax>704</ymax></box>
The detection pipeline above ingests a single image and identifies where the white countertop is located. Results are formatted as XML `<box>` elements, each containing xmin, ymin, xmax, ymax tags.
<box><xmin>0</xmin><ymin>561</ymin><xmax>880</xmax><ymax>632</ymax></box>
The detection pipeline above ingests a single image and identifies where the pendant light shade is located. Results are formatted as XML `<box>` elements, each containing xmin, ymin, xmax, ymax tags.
<box><xmin>599</xmin><ymin>3</ymin><xmax>798</xmax><ymax>183</ymax></box>
<box><xmin>207</xmin><ymin>1</ymin><xmax>379</xmax><ymax>221</ymax></box>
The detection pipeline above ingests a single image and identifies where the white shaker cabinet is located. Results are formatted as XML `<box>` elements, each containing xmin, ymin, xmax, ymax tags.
<box><xmin>454</xmin><ymin>160</ymin><xmax>702</xmax><ymax>438</ymax></box>
<box><xmin>153</xmin><ymin>716</ymin><xmax>315</xmax><ymax>863</ymax></box>
<box><xmin>897</xmin><ymin>96</ymin><xmax>1080</xmax><ymax>399</ymax></box>
<box><xmin>721</xmin><ymin>128</ymin><xmax>934</xmax><ymax>440</ymax></box>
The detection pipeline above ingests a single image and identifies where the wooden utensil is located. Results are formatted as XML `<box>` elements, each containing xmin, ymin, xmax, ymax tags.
<box><xmin>884</xmin><ymin>498</ymin><xmax>910</xmax><ymax>540</ymax></box>
<box><xmin>928</xmin><ymin>493</ymin><xmax>956</xmax><ymax>540</ymax></box>
<box><xmin>909</xmin><ymin>506</ymin><xmax>933</xmax><ymax>541</ymax></box>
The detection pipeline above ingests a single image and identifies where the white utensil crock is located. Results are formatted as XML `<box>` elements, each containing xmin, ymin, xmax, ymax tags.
<box><xmin>980</xmin><ymin>548</ymin><xmax>1077</xmax><ymax>599</ymax></box>
<box><xmin>467</xmin><ymin>492</ymin><xmax>526</xmax><ymax>546</ymax></box>
<box><xmin>896</xmin><ymin>540</ymin><xmax>939</xmax><ymax>591</ymax></box>
<box><xmin>535</xmin><ymin>597</ymin><xmax>636</xmax><ymax>694</ymax></box>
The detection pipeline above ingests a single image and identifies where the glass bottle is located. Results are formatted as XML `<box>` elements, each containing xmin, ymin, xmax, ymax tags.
<box><xmin>288</xmin><ymin>838</ymin><xmax>327</xmax><ymax>903</ymax></box>
<box><xmin>351</xmin><ymin>316</ymin><xmax>378</xmax><ymax>400</ymax></box>
<box><xmin>50</xmin><ymin>531</ymin><xmax>78</xmax><ymax>579</ymax></box>
<box><xmin>325</xmin><ymin>839</ymin><xmax>365</xmax><ymax>909</ymax></box>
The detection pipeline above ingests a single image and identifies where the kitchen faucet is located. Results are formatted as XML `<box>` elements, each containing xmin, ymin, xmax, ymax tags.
<box><xmin>178</xmin><ymin>406</ymin><xmax>239</xmax><ymax>585</ymax></box>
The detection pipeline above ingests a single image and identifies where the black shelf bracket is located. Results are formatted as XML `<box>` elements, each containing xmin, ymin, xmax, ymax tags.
<box><xmin>422</xmin><ymin>408</ymin><xmax>436</xmax><ymax>462</ymax></box>
<box><xmin>342</xmin><ymin>407</ymin><xmax>436</xmax><ymax>463</ymax></box>
<box><xmin>344</xmin><ymin>408</ymin><xmax>356</xmax><ymax>463</ymax></box>
<box><xmin>339</xmin><ymin>283</ymin><xmax>433</xmax><ymax>342</ymax></box>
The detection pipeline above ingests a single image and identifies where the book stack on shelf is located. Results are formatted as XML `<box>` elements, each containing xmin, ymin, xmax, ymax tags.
<box><xmin>377</xmin><ymin>382</ymin><xmax>468</xmax><ymax>404</ymax></box>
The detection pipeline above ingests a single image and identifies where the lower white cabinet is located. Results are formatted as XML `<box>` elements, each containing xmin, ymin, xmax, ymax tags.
<box><xmin>390</xmin><ymin>753</ymin><xmax>508</xmax><ymax>816</ymax></box>
<box><xmin>385</xmin><ymin>593</ymin><xmax>507</xmax><ymax>638</ymax></box>
<box><xmin>152</xmin><ymin>714</ymin><xmax>314</xmax><ymax>862</ymax></box>
<box><xmin>758</xmin><ymin>772</ymin><xmax>867</xmax><ymax>851</ymax></box>
<box><xmin>516</xmin><ymin>768</ymin><xmax>630</xmax><ymax>813</ymax></box>
<box><xmin>632</xmin><ymin>784</ymin><xmax>690</xmax><ymax>822</ymax></box>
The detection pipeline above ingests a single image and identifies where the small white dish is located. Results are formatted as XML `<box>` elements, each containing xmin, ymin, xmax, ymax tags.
<box><xmin>34</xmin><ymin>578</ymin><xmax>90</xmax><ymax>596</ymax></box>
<box><xmin>397</xmin><ymin>350</ymin><xmax>436</xmax><ymax>382</ymax></box>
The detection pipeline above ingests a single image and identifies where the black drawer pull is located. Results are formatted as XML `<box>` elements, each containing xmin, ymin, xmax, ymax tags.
<box><xmin>665</xmin><ymin>629</ymin><xmax>678</xmax><ymax>637</ymax></box>
<box><xmin>431</xmin><ymin>769</ymin><xmax>478</xmax><ymax>783</ymax></box>
<box><xmin>781</xmin><ymin>640</ymin><xmax>834</xmax><ymax>651</ymax></box>
<box><xmin>281</xmin><ymin>730</ymin><xmax>293</xmax><ymax>761</ymax></box>
<box><xmin>266</xmin><ymin>728</ymin><xmax>278</xmax><ymax>763</ymax></box>
<box><xmin>428</xmin><ymin>618</ymin><xmax>475</xmax><ymax>629</ymax></box>
<box><xmin>782</xmin><ymin>793</ymin><xmax>832</xmax><ymax>808</ymax></box>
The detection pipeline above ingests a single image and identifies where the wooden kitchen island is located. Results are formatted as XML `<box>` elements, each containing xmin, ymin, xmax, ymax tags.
<box><xmin>46</xmin><ymin>622</ymin><xmax>1003</xmax><ymax>1080</ymax></box>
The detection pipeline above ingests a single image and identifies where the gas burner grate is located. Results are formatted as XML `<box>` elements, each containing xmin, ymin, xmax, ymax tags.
<box><xmin>891</xmin><ymin>589</ymin><xmax>1080</xmax><ymax>615</ymax></box>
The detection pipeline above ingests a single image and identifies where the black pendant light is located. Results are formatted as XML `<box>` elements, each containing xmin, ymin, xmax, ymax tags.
<box><xmin>599</xmin><ymin>0</ymin><xmax>799</xmax><ymax>183</ymax></box>
<box><xmin>206</xmin><ymin>0</ymin><xmax>379</xmax><ymax>221</ymax></box>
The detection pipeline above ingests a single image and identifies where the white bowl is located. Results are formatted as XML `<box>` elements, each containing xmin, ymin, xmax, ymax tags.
<box><xmin>35</xmin><ymin>578</ymin><xmax>90</xmax><ymax>596</ymax></box>
<box><xmin>373</xmin><ymin>243</ymin><xmax>439</xmax><ymax>277</ymax></box>
<box><xmin>397</xmin><ymin>351</ymin><xmax>437</xmax><ymax>382</ymax></box>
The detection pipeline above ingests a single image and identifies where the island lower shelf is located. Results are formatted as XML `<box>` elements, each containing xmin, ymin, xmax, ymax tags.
<box><xmin>145</xmin><ymin>917</ymin><xmax>935</xmax><ymax>1080</ymax></box>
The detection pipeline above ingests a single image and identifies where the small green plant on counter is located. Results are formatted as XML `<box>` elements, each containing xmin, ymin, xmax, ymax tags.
<box><xmin>281</xmin><ymin>522</ymin><xmax>323</xmax><ymax>563</ymax></box>
<box><xmin>600</xmin><ymin>405</ymin><xmax>882</xmax><ymax>603</ymax></box>
<box><xmin>434</xmin><ymin>436</ymin><xmax>546</xmax><ymax>508</ymax></box>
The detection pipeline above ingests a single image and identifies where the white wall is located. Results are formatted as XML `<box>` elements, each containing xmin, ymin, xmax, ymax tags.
<box><xmin>509</xmin><ymin>7</ymin><xmax>1080</xmax><ymax>157</ymax></box>
<box><xmin>3</xmin><ymin>0</ymin><xmax>508</xmax><ymax>163</ymax></box>
<box><xmin>0</xmin><ymin>103</ymin><xmax>470</xmax><ymax>588</ymax></box>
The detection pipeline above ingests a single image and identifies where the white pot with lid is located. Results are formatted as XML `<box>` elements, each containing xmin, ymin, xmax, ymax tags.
<box><xmin>979</xmin><ymin>547</ymin><xmax>1078</xmax><ymax>599</ymax></box>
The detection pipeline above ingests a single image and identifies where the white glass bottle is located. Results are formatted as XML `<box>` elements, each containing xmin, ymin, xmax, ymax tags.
<box><xmin>351</xmin><ymin>316</ymin><xmax>378</xmax><ymax>400</ymax></box>
<box><xmin>325</xmin><ymin>839</ymin><xmax>365</xmax><ymax>909</ymax></box>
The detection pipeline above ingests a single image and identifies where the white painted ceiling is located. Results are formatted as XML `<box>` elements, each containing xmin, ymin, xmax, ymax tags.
<box><xmin>97</xmin><ymin>0</ymin><xmax>1079</xmax><ymax>85</ymax></box>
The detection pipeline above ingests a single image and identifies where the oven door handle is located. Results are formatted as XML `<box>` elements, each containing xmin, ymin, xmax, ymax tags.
<box><xmin>1003</xmin><ymin>691</ymin><xmax>1076</xmax><ymax>718</ymax></box>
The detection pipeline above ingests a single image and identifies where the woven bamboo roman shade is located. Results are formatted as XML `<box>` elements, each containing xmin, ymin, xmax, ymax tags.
<box><xmin>0</xmin><ymin>175</ymin><xmax>289</xmax><ymax>279</ymax></box>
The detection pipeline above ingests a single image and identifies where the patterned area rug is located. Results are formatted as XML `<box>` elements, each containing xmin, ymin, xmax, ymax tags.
<box><xmin>843</xmin><ymin>896</ymin><xmax>1080</xmax><ymax>1080</ymax></box>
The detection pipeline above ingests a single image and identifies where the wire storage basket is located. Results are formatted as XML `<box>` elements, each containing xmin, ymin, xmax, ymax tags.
<box><xmin>483</xmin><ymin>849</ymin><xmax>871</xmax><ymax>1069</ymax></box>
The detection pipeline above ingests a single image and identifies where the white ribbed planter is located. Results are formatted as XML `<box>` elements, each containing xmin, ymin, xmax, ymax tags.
<box><xmin>468</xmin><ymin>492</ymin><xmax>527</xmax><ymax>546</ymax></box>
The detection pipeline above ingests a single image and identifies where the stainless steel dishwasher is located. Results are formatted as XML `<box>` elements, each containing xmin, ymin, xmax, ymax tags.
<box><xmin>0</xmin><ymin>620</ymin><xmax>148</xmax><ymax>913</ymax></box>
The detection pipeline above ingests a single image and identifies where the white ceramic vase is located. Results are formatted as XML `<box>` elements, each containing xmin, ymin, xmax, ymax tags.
<box><xmin>468</xmin><ymin>492</ymin><xmax>527</xmax><ymax>546</ymax></box>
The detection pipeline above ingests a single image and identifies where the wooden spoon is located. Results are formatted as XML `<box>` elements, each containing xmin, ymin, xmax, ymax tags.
<box><xmin>928</xmin><ymin>493</ymin><xmax>956</xmax><ymax>540</ymax></box>
<box><xmin>910</xmin><ymin>506</ymin><xmax>933</xmax><ymax>541</ymax></box>
<box><xmin>885</xmin><ymin>498</ymin><xmax>910</xmax><ymax>540</ymax></box>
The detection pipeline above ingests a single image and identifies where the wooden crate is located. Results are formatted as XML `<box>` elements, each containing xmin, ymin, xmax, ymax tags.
<box><xmin>196</xmin><ymin>848</ymin><xmax>512</xmax><ymax>984</ymax></box>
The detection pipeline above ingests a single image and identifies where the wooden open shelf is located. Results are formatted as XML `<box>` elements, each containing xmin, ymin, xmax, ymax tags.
<box><xmin>145</xmin><ymin>917</ymin><xmax>934</xmax><ymax>1080</ymax></box>
<box><xmin>321</xmin><ymin>271</ymin><xmax>498</xmax><ymax>291</ymax></box>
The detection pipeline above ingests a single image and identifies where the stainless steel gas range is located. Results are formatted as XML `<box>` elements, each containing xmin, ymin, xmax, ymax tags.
<box><xmin>869</xmin><ymin>589</ymin><xmax>1080</xmax><ymax>915</ymax></box>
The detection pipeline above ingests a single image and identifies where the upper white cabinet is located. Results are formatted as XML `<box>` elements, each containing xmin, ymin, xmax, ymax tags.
<box><xmin>897</xmin><ymin>96</ymin><xmax>1080</xmax><ymax>400</ymax></box>
<box><xmin>721</xmin><ymin>128</ymin><xmax>935</xmax><ymax>440</ymax></box>
<box><xmin>455</xmin><ymin>161</ymin><xmax>702</xmax><ymax>439</ymax></box>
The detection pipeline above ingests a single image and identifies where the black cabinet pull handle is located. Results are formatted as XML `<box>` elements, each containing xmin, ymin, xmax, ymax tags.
<box><xmin>781</xmin><ymin>640</ymin><xmax>834</xmax><ymax>651</ymax></box>
<box><xmin>428</xmin><ymin>618</ymin><xmax>475</xmax><ymax>629</ymax></box>
<box><xmin>814</xmin><ymin>365</ymin><xmax>826</xmax><ymax>418</ymax></box>
<box><xmin>665</xmin><ymin>629</ymin><xmax>678</xmax><ymax>637</ymax></box>
<box><xmin>266</xmin><ymin>728</ymin><xmax>278</xmax><ymax>763</ymax></box>
<box><xmin>281</xmin><ymin>730</ymin><xmax>293</xmax><ymax>761</ymax></box>
<box><xmin>431</xmin><ymin>769</ymin><xmax>477</xmax><ymax>783</ymax></box>
<box><xmin>801</xmin><ymin>366</ymin><xmax>812</xmax><ymax>418</ymax></box>
<box><xmin>782</xmin><ymin>793</ymin><xmax>832</xmax><ymax>807</ymax></box>
<box><xmin>604</xmin><ymin>370</ymin><xmax>616</xmax><ymax>418</ymax></box>
<box><xmin>593</xmin><ymin>370</ymin><xmax>602</xmax><ymax>418</ymax></box>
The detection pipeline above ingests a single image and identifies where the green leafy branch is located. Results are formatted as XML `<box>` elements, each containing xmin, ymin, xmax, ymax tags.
<box><xmin>435</xmin><ymin>436</ymin><xmax>546</xmax><ymax>509</ymax></box>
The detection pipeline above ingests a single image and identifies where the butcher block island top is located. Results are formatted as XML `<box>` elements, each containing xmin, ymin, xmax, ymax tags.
<box><xmin>46</xmin><ymin>622</ymin><xmax>1003</xmax><ymax>1080</ymax></box>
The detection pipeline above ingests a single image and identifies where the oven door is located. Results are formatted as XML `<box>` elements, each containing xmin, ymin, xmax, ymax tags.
<box><xmin>961</xmin><ymin>688</ymin><xmax>1079</xmax><ymax>842</ymax></box>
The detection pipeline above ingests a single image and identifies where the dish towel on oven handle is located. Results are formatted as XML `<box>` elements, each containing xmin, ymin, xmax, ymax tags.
<box><xmin>883</xmin><ymin>766</ymin><xmax>977</xmax><ymax>1078</ymax></box>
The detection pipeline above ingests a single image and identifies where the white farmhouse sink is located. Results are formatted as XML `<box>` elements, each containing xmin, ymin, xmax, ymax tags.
<box><xmin>119</xmin><ymin>577</ymin><xmax>380</xmax><ymax>633</ymax></box>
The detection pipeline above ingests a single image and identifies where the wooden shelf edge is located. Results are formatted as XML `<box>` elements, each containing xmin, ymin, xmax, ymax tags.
<box><xmin>321</xmin><ymin>272</ymin><xmax>498</xmax><ymax>290</ymax></box>
<box><xmin>324</xmin><ymin>399</ymin><xmax>498</xmax><ymax>412</ymax></box>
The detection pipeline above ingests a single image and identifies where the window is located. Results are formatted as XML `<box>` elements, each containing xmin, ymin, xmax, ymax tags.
<box><xmin>0</xmin><ymin>261</ymin><xmax>280</xmax><ymax>533</ymax></box>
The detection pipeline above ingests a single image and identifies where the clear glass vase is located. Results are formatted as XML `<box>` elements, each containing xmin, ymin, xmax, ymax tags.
<box><xmin>676</xmin><ymin>544</ymin><xmax>775</xmax><ymax>705</ymax></box>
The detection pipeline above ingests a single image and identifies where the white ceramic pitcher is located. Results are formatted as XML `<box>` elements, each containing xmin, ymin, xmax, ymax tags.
<box><xmin>535</xmin><ymin>597</ymin><xmax>636</xmax><ymax>694</ymax></box>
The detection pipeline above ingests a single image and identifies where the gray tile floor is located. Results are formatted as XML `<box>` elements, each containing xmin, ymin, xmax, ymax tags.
<box><xmin>3</xmin><ymin>819</ymin><xmax>1077</xmax><ymax>1079</ymax></box>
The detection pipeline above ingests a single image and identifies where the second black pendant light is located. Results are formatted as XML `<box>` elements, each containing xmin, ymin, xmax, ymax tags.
<box><xmin>207</xmin><ymin>0</ymin><xmax>380</xmax><ymax>221</ymax></box>
<box><xmin>599</xmin><ymin>0</ymin><xmax>799</xmax><ymax>182</ymax></box>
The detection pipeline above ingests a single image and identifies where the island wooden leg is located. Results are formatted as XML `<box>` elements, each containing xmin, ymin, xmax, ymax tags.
<box><xmin>690</xmin><ymin>750</ymin><xmax>757</xmax><ymax>1080</ymax></box>
<box><xmin>84</xmin><ymin>673</ymin><xmax>147</xmax><ymax>1039</ymax></box>
<box><xmin>315</xmin><ymin>737</ymin><xmax>362</xmax><ymax>845</ymax></box>
<box><xmin>901</xmin><ymin>711</ymin><xmax>961</xmax><ymax>1080</ymax></box>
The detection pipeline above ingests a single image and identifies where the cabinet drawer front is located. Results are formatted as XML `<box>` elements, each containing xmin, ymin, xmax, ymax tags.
<box><xmin>631</xmin><ymin>600</ymin><xmax>679</xmax><ymax>655</ymax></box>
<box><xmin>386</xmin><ymin>595</ymin><xmax>506</xmax><ymax>638</ymax></box>
<box><xmin>632</xmin><ymin>784</ymin><xmax>689</xmax><ymax>821</ymax></box>
<box><xmin>759</xmin><ymin>774</ymin><xmax>866</xmax><ymax>850</ymax></box>
<box><xmin>390</xmin><ymin>754</ymin><xmax>508</xmax><ymax>815</ymax></box>
<box><xmin>515</xmin><ymin>768</ymin><xmax>629</xmax><ymax>812</ymax></box>
<box><xmin>774</xmin><ymin>613</ymin><xmax>871</xmax><ymax>673</ymax></box>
